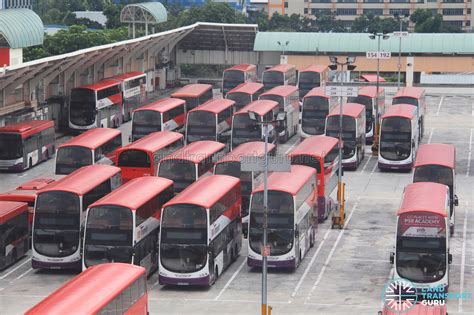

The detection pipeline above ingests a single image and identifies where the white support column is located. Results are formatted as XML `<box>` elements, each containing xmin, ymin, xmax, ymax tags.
<box><xmin>406</xmin><ymin>56</ymin><xmax>414</xmax><ymax>87</ymax></box>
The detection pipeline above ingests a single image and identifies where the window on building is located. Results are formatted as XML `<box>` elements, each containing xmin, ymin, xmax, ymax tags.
<box><xmin>442</xmin><ymin>8</ymin><xmax>464</xmax><ymax>15</ymax></box>
<box><xmin>337</xmin><ymin>8</ymin><xmax>357</xmax><ymax>15</ymax></box>
<box><xmin>363</xmin><ymin>8</ymin><xmax>384</xmax><ymax>15</ymax></box>
<box><xmin>284</xmin><ymin>1</ymin><xmax>288</xmax><ymax>7</ymax></box>
<box><xmin>444</xmin><ymin>20</ymin><xmax>464</xmax><ymax>26</ymax></box>
<box><xmin>389</xmin><ymin>9</ymin><xmax>410</xmax><ymax>15</ymax></box>
<box><xmin>304</xmin><ymin>8</ymin><xmax>308</xmax><ymax>14</ymax></box>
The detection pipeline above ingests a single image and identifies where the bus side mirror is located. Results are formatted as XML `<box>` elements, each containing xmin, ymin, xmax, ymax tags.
<box><xmin>389</xmin><ymin>252</ymin><xmax>394</xmax><ymax>264</ymax></box>
<box><xmin>454</xmin><ymin>195</ymin><xmax>459</xmax><ymax>206</ymax></box>
<box><xmin>448</xmin><ymin>253</ymin><xmax>452</xmax><ymax>264</ymax></box>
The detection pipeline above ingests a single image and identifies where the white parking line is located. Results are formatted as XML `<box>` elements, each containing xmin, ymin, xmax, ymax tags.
<box><xmin>370</xmin><ymin>159</ymin><xmax>378</xmax><ymax>175</ymax></box>
<box><xmin>360</xmin><ymin>155</ymin><xmax>372</xmax><ymax>173</ymax></box>
<box><xmin>284</xmin><ymin>139</ymin><xmax>300</xmax><ymax>154</ymax></box>
<box><xmin>13</xmin><ymin>267</ymin><xmax>32</xmax><ymax>281</ymax></box>
<box><xmin>436</xmin><ymin>94</ymin><xmax>444</xmax><ymax>116</ymax></box>
<box><xmin>458</xmin><ymin>208</ymin><xmax>468</xmax><ymax>313</ymax></box>
<box><xmin>306</xmin><ymin>199</ymin><xmax>359</xmax><ymax>300</ymax></box>
<box><xmin>291</xmin><ymin>223</ymin><xmax>332</xmax><ymax>298</ymax></box>
<box><xmin>214</xmin><ymin>258</ymin><xmax>246</xmax><ymax>301</ymax></box>
<box><xmin>304</xmin><ymin>302</ymin><xmax>374</xmax><ymax>308</ymax></box>
<box><xmin>428</xmin><ymin>128</ymin><xmax>434</xmax><ymax>143</ymax></box>
<box><xmin>466</xmin><ymin>128</ymin><xmax>473</xmax><ymax>177</ymax></box>
<box><xmin>0</xmin><ymin>258</ymin><xmax>31</xmax><ymax>280</ymax></box>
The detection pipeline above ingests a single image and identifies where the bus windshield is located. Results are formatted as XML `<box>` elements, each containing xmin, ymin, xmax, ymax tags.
<box><xmin>393</xmin><ymin>97</ymin><xmax>418</xmax><ymax>107</ymax></box>
<box><xmin>380</xmin><ymin>117</ymin><xmax>412</xmax><ymax>161</ymax></box>
<box><xmin>56</xmin><ymin>146</ymin><xmax>93</xmax><ymax>175</ymax></box>
<box><xmin>326</xmin><ymin>116</ymin><xmax>356</xmax><ymax>159</ymax></box>
<box><xmin>70</xmin><ymin>89</ymin><xmax>96</xmax><ymax>126</ymax></box>
<box><xmin>302</xmin><ymin>97</ymin><xmax>329</xmax><ymax>135</ymax></box>
<box><xmin>132</xmin><ymin>110</ymin><xmax>161</xmax><ymax>137</ymax></box>
<box><xmin>232</xmin><ymin>115</ymin><xmax>261</xmax><ymax>147</ymax></box>
<box><xmin>249</xmin><ymin>191</ymin><xmax>294</xmax><ymax>256</ymax></box>
<box><xmin>223</xmin><ymin>70</ymin><xmax>245</xmax><ymax>89</ymax></box>
<box><xmin>187</xmin><ymin>111</ymin><xmax>216</xmax><ymax>142</ymax></box>
<box><xmin>347</xmin><ymin>96</ymin><xmax>373</xmax><ymax>117</ymax></box>
<box><xmin>227</xmin><ymin>92</ymin><xmax>252</xmax><ymax>110</ymax></box>
<box><xmin>33</xmin><ymin>191</ymin><xmax>81</xmax><ymax>257</ymax></box>
<box><xmin>160</xmin><ymin>204</ymin><xmax>207</xmax><ymax>273</ymax></box>
<box><xmin>291</xmin><ymin>155</ymin><xmax>321</xmax><ymax>174</ymax></box>
<box><xmin>117</xmin><ymin>150</ymin><xmax>150</xmax><ymax>168</ymax></box>
<box><xmin>158</xmin><ymin>160</ymin><xmax>196</xmax><ymax>192</ymax></box>
<box><xmin>84</xmin><ymin>205</ymin><xmax>133</xmax><ymax>268</ymax></box>
<box><xmin>396</xmin><ymin>236</ymin><xmax>447</xmax><ymax>283</ymax></box>
<box><xmin>259</xmin><ymin>95</ymin><xmax>284</xmax><ymax>109</ymax></box>
<box><xmin>214</xmin><ymin>161</ymin><xmax>253</xmax><ymax>213</ymax></box>
<box><xmin>0</xmin><ymin>133</ymin><xmax>22</xmax><ymax>159</ymax></box>
<box><xmin>299</xmin><ymin>72</ymin><xmax>321</xmax><ymax>89</ymax></box>
<box><xmin>263</xmin><ymin>71</ymin><xmax>283</xmax><ymax>88</ymax></box>
<box><xmin>414</xmin><ymin>165</ymin><xmax>453</xmax><ymax>196</ymax></box>
<box><xmin>179</xmin><ymin>97</ymin><xmax>199</xmax><ymax>111</ymax></box>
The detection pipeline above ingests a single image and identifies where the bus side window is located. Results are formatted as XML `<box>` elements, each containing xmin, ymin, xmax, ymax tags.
<box><xmin>169</xmin><ymin>106</ymin><xmax>184</xmax><ymax>120</ymax></box>
<box><xmin>202</xmin><ymin>89</ymin><xmax>213</xmax><ymax>103</ymax></box>
<box><xmin>83</xmin><ymin>180</ymin><xmax>112</xmax><ymax>209</ymax></box>
<box><xmin>24</xmin><ymin>136</ymin><xmax>37</xmax><ymax>155</ymax></box>
<box><xmin>218</xmin><ymin>108</ymin><xmax>232</xmax><ymax>123</ymax></box>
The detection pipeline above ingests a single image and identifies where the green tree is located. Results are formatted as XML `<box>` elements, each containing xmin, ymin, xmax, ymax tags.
<box><xmin>410</xmin><ymin>9</ymin><xmax>462</xmax><ymax>32</ymax></box>
<box><xmin>103</xmin><ymin>3</ymin><xmax>123</xmax><ymax>29</ymax></box>
<box><xmin>352</xmin><ymin>13</ymin><xmax>401</xmax><ymax>33</ymax></box>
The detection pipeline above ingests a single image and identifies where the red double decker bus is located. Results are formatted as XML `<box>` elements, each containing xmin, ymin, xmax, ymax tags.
<box><xmin>55</xmin><ymin>128</ymin><xmax>122</xmax><ymax>175</ymax></box>
<box><xmin>186</xmin><ymin>99</ymin><xmax>235</xmax><ymax>144</ymax></box>
<box><xmin>0</xmin><ymin>120</ymin><xmax>55</xmax><ymax>172</ymax></box>
<box><xmin>222</xmin><ymin>64</ymin><xmax>257</xmax><ymax>96</ymax></box>
<box><xmin>116</xmin><ymin>131</ymin><xmax>184</xmax><ymax>182</ymax></box>
<box><xmin>262</xmin><ymin>64</ymin><xmax>297</xmax><ymax>91</ymax></box>
<box><xmin>131</xmin><ymin>98</ymin><xmax>186</xmax><ymax>141</ymax></box>
<box><xmin>298</xmin><ymin>64</ymin><xmax>328</xmax><ymax>99</ymax></box>
<box><xmin>69</xmin><ymin>79</ymin><xmax>123</xmax><ymax>131</ymax></box>
<box><xmin>0</xmin><ymin>201</ymin><xmax>29</xmax><ymax>270</ymax></box>
<box><xmin>226</xmin><ymin>82</ymin><xmax>264</xmax><ymax>110</ymax></box>
<box><xmin>288</xmin><ymin>135</ymin><xmax>339</xmax><ymax>222</ymax></box>
<box><xmin>170</xmin><ymin>84</ymin><xmax>213</xmax><ymax>111</ymax></box>
<box><xmin>157</xmin><ymin>140</ymin><xmax>226</xmax><ymax>193</ymax></box>
<box><xmin>392</xmin><ymin>87</ymin><xmax>426</xmax><ymax>138</ymax></box>
<box><xmin>109</xmin><ymin>71</ymin><xmax>147</xmax><ymax>121</ymax></box>
<box><xmin>300</xmin><ymin>87</ymin><xmax>336</xmax><ymax>138</ymax></box>
<box><xmin>25</xmin><ymin>263</ymin><xmax>148</xmax><ymax>315</ymax></box>
<box><xmin>83</xmin><ymin>177</ymin><xmax>174</xmax><ymax>274</ymax></box>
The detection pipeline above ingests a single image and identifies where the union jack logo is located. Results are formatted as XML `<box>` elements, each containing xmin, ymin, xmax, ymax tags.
<box><xmin>383</xmin><ymin>278</ymin><xmax>418</xmax><ymax>313</ymax></box>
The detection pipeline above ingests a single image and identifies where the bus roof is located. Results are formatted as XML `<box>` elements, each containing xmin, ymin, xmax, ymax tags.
<box><xmin>254</xmin><ymin>165</ymin><xmax>316</xmax><ymax>196</ymax></box>
<box><xmin>394</xmin><ymin>87</ymin><xmax>425</xmax><ymax>99</ymax></box>
<box><xmin>235</xmin><ymin>100</ymin><xmax>279</xmax><ymax>116</ymax></box>
<box><xmin>216</xmin><ymin>141</ymin><xmax>276</xmax><ymax>164</ymax></box>
<box><xmin>0</xmin><ymin>120</ymin><xmax>54</xmax><ymax>139</ymax></box>
<box><xmin>164</xmin><ymin>175</ymin><xmax>240</xmax><ymax>209</ymax></box>
<box><xmin>360</xmin><ymin>74</ymin><xmax>386</xmax><ymax>82</ymax></box>
<box><xmin>58</xmin><ymin>128</ymin><xmax>121</xmax><ymax>150</ymax></box>
<box><xmin>382</xmin><ymin>302</ymin><xmax>446</xmax><ymax>315</ymax></box>
<box><xmin>299</xmin><ymin>64</ymin><xmax>328</xmax><ymax>73</ymax></box>
<box><xmin>108</xmin><ymin>71</ymin><xmax>145</xmax><ymax>81</ymax></box>
<box><xmin>160</xmin><ymin>140</ymin><xmax>225</xmax><ymax>164</ymax></box>
<box><xmin>382</xmin><ymin>104</ymin><xmax>417</xmax><ymax>120</ymax></box>
<box><xmin>133</xmin><ymin>98</ymin><xmax>185</xmax><ymax>113</ymax></box>
<box><xmin>25</xmin><ymin>263</ymin><xmax>145</xmax><ymax>315</ymax></box>
<box><xmin>288</xmin><ymin>136</ymin><xmax>338</xmax><ymax>159</ymax></box>
<box><xmin>170</xmin><ymin>84</ymin><xmax>212</xmax><ymax>98</ymax></box>
<box><xmin>117</xmin><ymin>131</ymin><xmax>183</xmax><ymax>154</ymax></box>
<box><xmin>227</xmin><ymin>82</ymin><xmax>264</xmax><ymax>95</ymax></box>
<box><xmin>328</xmin><ymin>103</ymin><xmax>365</xmax><ymax>118</ymax></box>
<box><xmin>397</xmin><ymin>182</ymin><xmax>448</xmax><ymax>217</ymax></box>
<box><xmin>265</xmin><ymin>64</ymin><xmax>296</xmax><ymax>73</ymax></box>
<box><xmin>189</xmin><ymin>99</ymin><xmax>235</xmax><ymax>114</ymax></box>
<box><xmin>39</xmin><ymin>165</ymin><xmax>121</xmax><ymax>196</ymax></box>
<box><xmin>74</xmin><ymin>79</ymin><xmax>120</xmax><ymax>91</ymax></box>
<box><xmin>304</xmin><ymin>87</ymin><xmax>329</xmax><ymax>99</ymax></box>
<box><xmin>358</xmin><ymin>86</ymin><xmax>385</xmax><ymax>98</ymax></box>
<box><xmin>261</xmin><ymin>85</ymin><xmax>298</xmax><ymax>97</ymax></box>
<box><xmin>224</xmin><ymin>64</ymin><xmax>256</xmax><ymax>72</ymax></box>
<box><xmin>414</xmin><ymin>143</ymin><xmax>456</xmax><ymax>169</ymax></box>
<box><xmin>89</xmin><ymin>177</ymin><xmax>173</xmax><ymax>211</ymax></box>
<box><xmin>0</xmin><ymin>201</ymin><xmax>28</xmax><ymax>224</ymax></box>
<box><xmin>0</xmin><ymin>177</ymin><xmax>58</xmax><ymax>203</ymax></box>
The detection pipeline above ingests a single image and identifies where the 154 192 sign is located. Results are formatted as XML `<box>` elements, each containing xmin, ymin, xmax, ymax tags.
<box><xmin>366</xmin><ymin>51</ymin><xmax>391</xmax><ymax>59</ymax></box>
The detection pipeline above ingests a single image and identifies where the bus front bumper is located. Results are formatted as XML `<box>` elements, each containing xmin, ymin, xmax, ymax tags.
<box><xmin>0</xmin><ymin>159</ymin><xmax>24</xmax><ymax>171</ymax></box>
<box><xmin>247</xmin><ymin>257</ymin><xmax>296</xmax><ymax>268</ymax></box>
<box><xmin>378</xmin><ymin>161</ymin><xmax>413</xmax><ymax>170</ymax></box>
<box><xmin>159</xmin><ymin>274</ymin><xmax>210</xmax><ymax>286</ymax></box>
<box><xmin>32</xmin><ymin>258</ymin><xmax>81</xmax><ymax>270</ymax></box>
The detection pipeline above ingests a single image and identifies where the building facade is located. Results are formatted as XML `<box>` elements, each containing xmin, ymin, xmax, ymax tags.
<box><xmin>267</xmin><ymin>0</ymin><xmax>473</xmax><ymax>31</ymax></box>
<box><xmin>0</xmin><ymin>0</ymin><xmax>32</xmax><ymax>10</ymax></box>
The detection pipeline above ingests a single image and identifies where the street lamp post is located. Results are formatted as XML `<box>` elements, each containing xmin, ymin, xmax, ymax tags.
<box><xmin>248</xmin><ymin>110</ymin><xmax>287</xmax><ymax>315</ymax></box>
<box><xmin>328</xmin><ymin>56</ymin><xmax>356</xmax><ymax>228</ymax></box>
<box><xmin>394</xmin><ymin>13</ymin><xmax>409</xmax><ymax>90</ymax></box>
<box><xmin>369</xmin><ymin>32</ymin><xmax>389</xmax><ymax>157</ymax></box>
<box><xmin>277</xmin><ymin>41</ymin><xmax>289</xmax><ymax>64</ymax></box>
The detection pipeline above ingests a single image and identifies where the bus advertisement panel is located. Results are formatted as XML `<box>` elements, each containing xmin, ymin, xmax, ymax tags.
<box><xmin>69</xmin><ymin>79</ymin><xmax>123</xmax><ymax>131</ymax></box>
<box><xmin>131</xmin><ymin>98</ymin><xmax>186</xmax><ymax>141</ymax></box>
<box><xmin>159</xmin><ymin>175</ymin><xmax>242</xmax><ymax>286</ymax></box>
<box><xmin>0</xmin><ymin>120</ymin><xmax>55</xmax><ymax>172</ymax></box>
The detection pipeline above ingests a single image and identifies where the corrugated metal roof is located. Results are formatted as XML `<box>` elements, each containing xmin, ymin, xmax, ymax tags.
<box><xmin>121</xmin><ymin>2</ymin><xmax>167</xmax><ymax>24</ymax></box>
<box><xmin>0</xmin><ymin>9</ymin><xmax>44</xmax><ymax>49</ymax></box>
<box><xmin>254</xmin><ymin>32</ymin><xmax>474</xmax><ymax>55</ymax></box>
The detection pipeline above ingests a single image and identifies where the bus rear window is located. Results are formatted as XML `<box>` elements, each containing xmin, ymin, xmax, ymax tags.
<box><xmin>392</xmin><ymin>97</ymin><xmax>418</xmax><ymax>107</ymax></box>
<box><xmin>118</xmin><ymin>150</ymin><xmax>150</xmax><ymax>168</ymax></box>
<box><xmin>180</xmin><ymin>97</ymin><xmax>199</xmax><ymax>110</ymax></box>
<box><xmin>299</xmin><ymin>72</ymin><xmax>320</xmax><ymax>85</ymax></box>
<box><xmin>413</xmin><ymin>165</ymin><xmax>453</xmax><ymax>188</ymax></box>
<box><xmin>263</xmin><ymin>71</ymin><xmax>283</xmax><ymax>84</ymax></box>
<box><xmin>56</xmin><ymin>146</ymin><xmax>93</xmax><ymax>175</ymax></box>
<box><xmin>260</xmin><ymin>95</ymin><xmax>284</xmax><ymax>109</ymax></box>
<box><xmin>227</xmin><ymin>92</ymin><xmax>251</xmax><ymax>110</ymax></box>
<box><xmin>158</xmin><ymin>160</ymin><xmax>196</xmax><ymax>191</ymax></box>
<box><xmin>291</xmin><ymin>155</ymin><xmax>321</xmax><ymax>173</ymax></box>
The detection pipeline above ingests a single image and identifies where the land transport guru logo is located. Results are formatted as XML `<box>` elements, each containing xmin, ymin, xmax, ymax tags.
<box><xmin>382</xmin><ymin>278</ymin><xmax>418</xmax><ymax>313</ymax></box>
